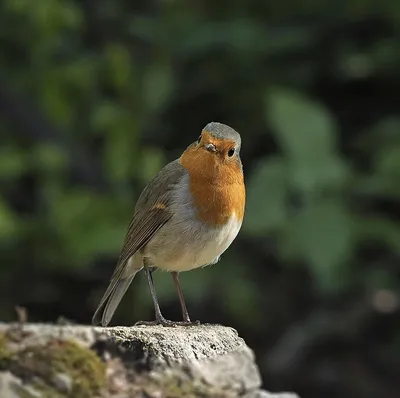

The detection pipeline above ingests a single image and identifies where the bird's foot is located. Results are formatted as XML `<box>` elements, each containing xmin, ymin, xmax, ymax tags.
<box><xmin>180</xmin><ymin>317</ymin><xmax>201</xmax><ymax>326</ymax></box>
<box><xmin>135</xmin><ymin>316</ymin><xmax>200</xmax><ymax>327</ymax></box>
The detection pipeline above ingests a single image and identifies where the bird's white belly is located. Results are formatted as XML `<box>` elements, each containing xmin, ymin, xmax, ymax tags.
<box><xmin>143</xmin><ymin>214</ymin><xmax>242</xmax><ymax>272</ymax></box>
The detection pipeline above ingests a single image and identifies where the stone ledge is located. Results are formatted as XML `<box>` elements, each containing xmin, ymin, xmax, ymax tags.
<box><xmin>0</xmin><ymin>322</ymin><xmax>299</xmax><ymax>398</ymax></box>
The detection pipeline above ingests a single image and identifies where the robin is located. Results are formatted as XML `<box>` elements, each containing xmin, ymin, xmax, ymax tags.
<box><xmin>92</xmin><ymin>122</ymin><xmax>245</xmax><ymax>327</ymax></box>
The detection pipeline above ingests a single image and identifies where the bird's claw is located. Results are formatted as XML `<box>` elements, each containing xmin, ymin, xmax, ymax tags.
<box><xmin>135</xmin><ymin>317</ymin><xmax>200</xmax><ymax>327</ymax></box>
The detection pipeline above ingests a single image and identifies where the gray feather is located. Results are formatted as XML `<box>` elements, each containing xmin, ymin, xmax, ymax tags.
<box><xmin>92</xmin><ymin>271</ymin><xmax>139</xmax><ymax>326</ymax></box>
<box><xmin>92</xmin><ymin>160</ymin><xmax>187</xmax><ymax>326</ymax></box>
<box><xmin>103</xmin><ymin>274</ymin><xmax>136</xmax><ymax>326</ymax></box>
<box><xmin>203</xmin><ymin>122</ymin><xmax>241</xmax><ymax>150</ymax></box>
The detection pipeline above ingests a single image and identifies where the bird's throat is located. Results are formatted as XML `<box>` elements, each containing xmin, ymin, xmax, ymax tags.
<box><xmin>180</xmin><ymin>147</ymin><xmax>245</xmax><ymax>226</ymax></box>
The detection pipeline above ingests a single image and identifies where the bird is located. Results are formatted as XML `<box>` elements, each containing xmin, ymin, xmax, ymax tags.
<box><xmin>92</xmin><ymin>122</ymin><xmax>245</xmax><ymax>327</ymax></box>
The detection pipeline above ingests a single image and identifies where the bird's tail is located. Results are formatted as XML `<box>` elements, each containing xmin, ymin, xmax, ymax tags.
<box><xmin>92</xmin><ymin>271</ymin><xmax>138</xmax><ymax>327</ymax></box>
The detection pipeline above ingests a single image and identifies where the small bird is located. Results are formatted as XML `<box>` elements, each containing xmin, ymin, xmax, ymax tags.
<box><xmin>92</xmin><ymin>122</ymin><xmax>245</xmax><ymax>327</ymax></box>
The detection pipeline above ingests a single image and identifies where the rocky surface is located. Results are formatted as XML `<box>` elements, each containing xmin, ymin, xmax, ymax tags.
<box><xmin>0</xmin><ymin>322</ymin><xmax>299</xmax><ymax>398</ymax></box>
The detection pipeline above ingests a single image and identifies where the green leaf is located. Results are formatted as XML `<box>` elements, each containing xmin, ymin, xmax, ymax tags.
<box><xmin>90</xmin><ymin>102</ymin><xmax>124</xmax><ymax>133</ymax></box>
<box><xmin>354</xmin><ymin>136</ymin><xmax>400</xmax><ymax>199</ymax></box>
<box><xmin>355</xmin><ymin>217</ymin><xmax>400</xmax><ymax>251</ymax></box>
<box><xmin>103</xmin><ymin>117</ymin><xmax>139</xmax><ymax>183</ymax></box>
<box><xmin>285</xmin><ymin>201</ymin><xmax>353</xmax><ymax>292</ymax></box>
<box><xmin>354</xmin><ymin>173</ymin><xmax>400</xmax><ymax>199</ymax></box>
<box><xmin>105</xmin><ymin>44</ymin><xmax>133</xmax><ymax>92</ymax></box>
<box><xmin>142</xmin><ymin>63</ymin><xmax>174</xmax><ymax>112</ymax></box>
<box><xmin>375</xmin><ymin>144</ymin><xmax>400</xmax><ymax>177</ymax></box>
<box><xmin>0</xmin><ymin>147</ymin><xmax>27</xmax><ymax>179</ymax></box>
<box><xmin>266</xmin><ymin>88</ymin><xmax>347</xmax><ymax>192</ymax></box>
<box><xmin>41</xmin><ymin>75</ymin><xmax>74</xmax><ymax>125</ymax></box>
<box><xmin>243</xmin><ymin>157</ymin><xmax>288</xmax><ymax>234</ymax></box>
<box><xmin>49</xmin><ymin>191</ymin><xmax>129</xmax><ymax>266</ymax></box>
<box><xmin>267</xmin><ymin>89</ymin><xmax>337</xmax><ymax>157</ymax></box>
<box><xmin>34</xmin><ymin>144</ymin><xmax>67</xmax><ymax>173</ymax></box>
<box><xmin>139</xmin><ymin>147</ymin><xmax>166</xmax><ymax>183</ymax></box>
<box><xmin>0</xmin><ymin>197</ymin><xmax>19</xmax><ymax>238</ymax></box>
<box><xmin>357</xmin><ymin>116</ymin><xmax>400</xmax><ymax>153</ymax></box>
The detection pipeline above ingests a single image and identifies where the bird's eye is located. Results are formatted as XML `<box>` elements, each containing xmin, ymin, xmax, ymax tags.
<box><xmin>227</xmin><ymin>148</ymin><xmax>235</xmax><ymax>157</ymax></box>
<box><xmin>197</xmin><ymin>135</ymin><xmax>202</xmax><ymax>144</ymax></box>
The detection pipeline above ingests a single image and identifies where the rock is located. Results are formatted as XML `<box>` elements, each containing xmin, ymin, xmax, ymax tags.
<box><xmin>0</xmin><ymin>322</ymin><xmax>300</xmax><ymax>397</ymax></box>
<box><xmin>105</xmin><ymin>324</ymin><xmax>261</xmax><ymax>392</ymax></box>
<box><xmin>0</xmin><ymin>371</ymin><xmax>41</xmax><ymax>398</ymax></box>
<box><xmin>244</xmin><ymin>391</ymin><xmax>300</xmax><ymax>398</ymax></box>
<box><xmin>52</xmin><ymin>372</ymin><xmax>73</xmax><ymax>393</ymax></box>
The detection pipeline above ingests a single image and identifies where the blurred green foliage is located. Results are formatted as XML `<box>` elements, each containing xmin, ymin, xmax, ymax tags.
<box><xmin>1</xmin><ymin>1</ymin><xmax>400</xmax><ymax>397</ymax></box>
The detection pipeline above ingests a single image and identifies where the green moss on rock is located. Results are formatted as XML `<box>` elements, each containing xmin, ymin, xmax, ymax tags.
<box><xmin>6</xmin><ymin>339</ymin><xmax>106</xmax><ymax>398</ymax></box>
<box><xmin>0</xmin><ymin>332</ymin><xmax>12</xmax><ymax>369</ymax></box>
<box><xmin>138</xmin><ymin>371</ymin><xmax>231</xmax><ymax>398</ymax></box>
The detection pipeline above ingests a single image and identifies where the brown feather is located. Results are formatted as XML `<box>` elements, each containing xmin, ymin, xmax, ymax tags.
<box><xmin>92</xmin><ymin>160</ymin><xmax>187</xmax><ymax>325</ymax></box>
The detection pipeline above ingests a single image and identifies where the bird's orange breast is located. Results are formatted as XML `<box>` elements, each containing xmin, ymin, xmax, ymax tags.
<box><xmin>179</xmin><ymin>144</ymin><xmax>245</xmax><ymax>226</ymax></box>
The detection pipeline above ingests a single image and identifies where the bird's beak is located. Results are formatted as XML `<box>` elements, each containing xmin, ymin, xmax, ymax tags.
<box><xmin>205</xmin><ymin>143</ymin><xmax>217</xmax><ymax>153</ymax></box>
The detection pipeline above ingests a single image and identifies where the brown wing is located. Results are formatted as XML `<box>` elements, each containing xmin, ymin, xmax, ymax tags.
<box><xmin>92</xmin><ymin>160</ymin><xmax>187</xmax><ymax>325</ymax></box>
<box><xmin>109</xmin><ymin>159</ymin><xmax>186</xmax><ymax>280</ymax></box>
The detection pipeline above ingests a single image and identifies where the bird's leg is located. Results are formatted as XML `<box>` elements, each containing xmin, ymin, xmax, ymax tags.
<box><xmin>135</xmin><ymin>268</ymin><xmax>199</xmax><ymax>327</ymax></box>
<box><xmin>171</xmin><ymin>272</ymin><xmax>199</xmax><ymax>325</ymax></box>
<box><xmin>135</xmin><ymin>267</ymin><xmax>174</xmax><ymax>326</ymax></box>
<box><xmin>171</xmin><ymin>272</ymin><xmax>190</xmax><ymax>321</ymax></box>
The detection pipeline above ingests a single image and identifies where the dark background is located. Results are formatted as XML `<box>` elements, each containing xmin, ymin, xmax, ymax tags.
<box><xmin>1</xmin><ymin>1</ymin><xmax>399</xmax><ymax>398</ymax></box>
